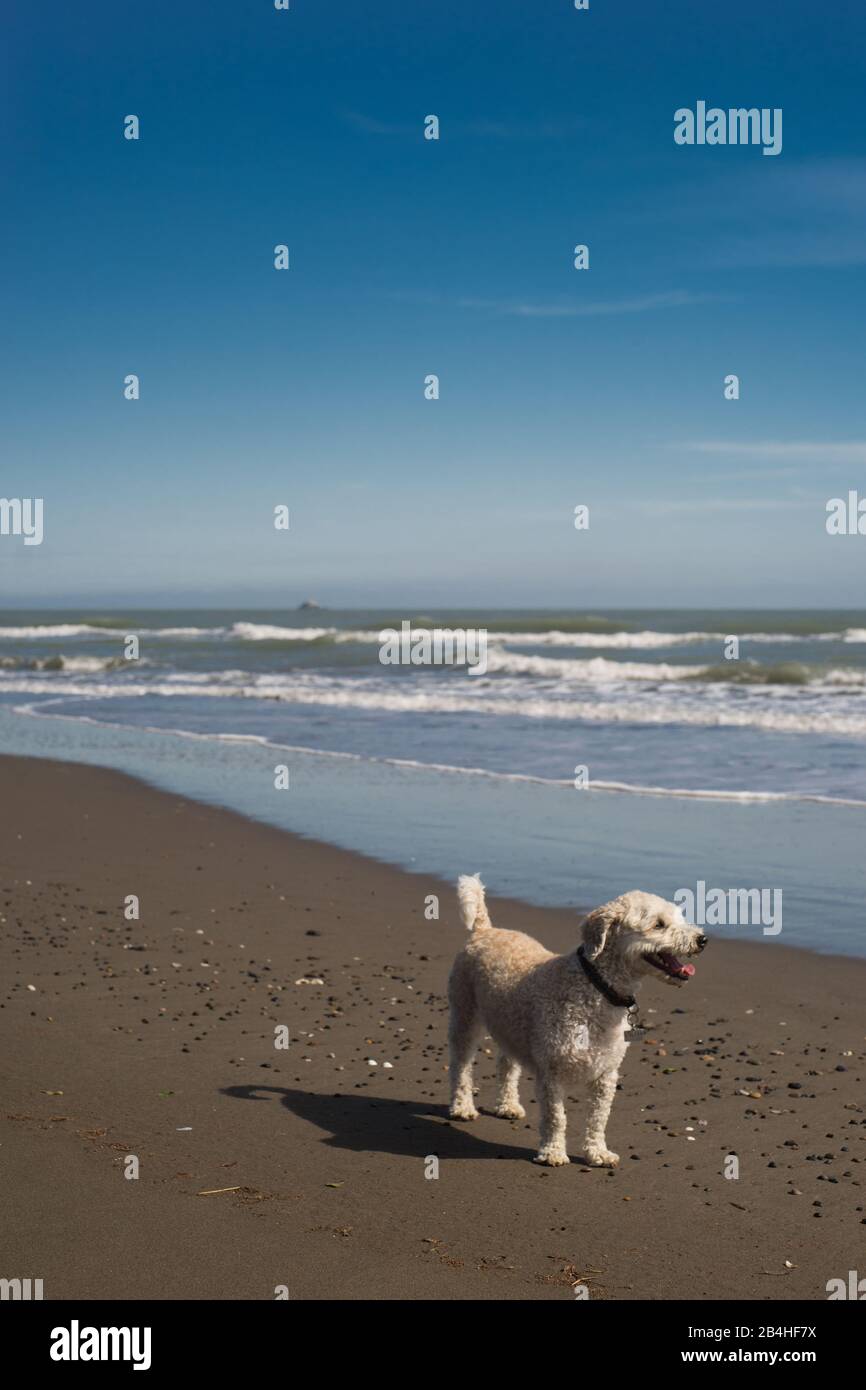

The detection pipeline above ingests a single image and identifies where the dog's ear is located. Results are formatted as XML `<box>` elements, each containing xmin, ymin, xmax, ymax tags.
<box><xmin>582</xmin><ymin>905</ymin><xmax>616</xmax><ymax>960</ymax></box>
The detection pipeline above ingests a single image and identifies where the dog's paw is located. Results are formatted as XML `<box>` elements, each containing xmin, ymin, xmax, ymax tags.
<box><xmin>582</xmin><ymin>1147</ymin><xmax>620</xmax><ymax>1168</ymax></box>
<box><xmin>495</xmin><ymin>1103</ymin><xmax>526</xmax><ymax>1121</ymax></box>
<box><xmin>449</xmin><ymin>1104</ymin><xmax>480</xmax><ymax>1121</ymax></box>
<box><xmin>533</xmin><ymin>1147</ymin><xmax>570</xmax><ymax>1167</ymax></box>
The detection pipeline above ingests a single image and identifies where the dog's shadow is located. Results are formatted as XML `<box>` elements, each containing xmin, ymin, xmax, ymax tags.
<box><xmin>220</xmin><ymin>1084</ymin><xmax>534</xmax><ymax>1162</ymax></box>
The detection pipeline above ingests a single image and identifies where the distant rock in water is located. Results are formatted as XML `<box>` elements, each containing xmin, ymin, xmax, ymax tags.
<box><xmin>297</xmin><ymin>599</ymin><xmax>323</xmax><ymax>610</ymax></box>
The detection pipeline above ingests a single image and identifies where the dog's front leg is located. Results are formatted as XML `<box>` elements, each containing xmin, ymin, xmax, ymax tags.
<box><xmin>533</xmin><ymin>1072</ymin><xmax>569</xmax><ymax>1166</ymax></box>
<box><xmin>495</xmin><ymin>1053</ymin><xmax>525</xmax><ymax>1120</ymax></box>
<box><xmin>580</xmin><ymin>1069</ymin><xmax>620</xmax><ymax>1167</ymax></box>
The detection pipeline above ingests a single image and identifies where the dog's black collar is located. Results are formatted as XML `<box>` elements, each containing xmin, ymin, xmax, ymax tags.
<box><xmin>576</xmin><ymin>945</ymin><xmax>636</xmax><ymax>1009</ymax></box>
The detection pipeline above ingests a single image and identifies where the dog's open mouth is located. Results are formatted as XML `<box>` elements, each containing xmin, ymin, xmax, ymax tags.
<box><xmin>646</xmin><ymin>950</ymin><xmax>695</xmax><ymax>981</ymax></box>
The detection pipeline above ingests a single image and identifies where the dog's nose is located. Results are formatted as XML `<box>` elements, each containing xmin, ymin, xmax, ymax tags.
<box><xmin>697</xmin><ymin>934</ymin><xmax>708</xmax><ymax>950</ymax></box>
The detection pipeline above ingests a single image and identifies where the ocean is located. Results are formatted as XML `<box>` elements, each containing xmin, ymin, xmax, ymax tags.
<box><xmin>1</xmin><ymin>607</ymin><xmax>865</xmax><ymax>956</ymax></box>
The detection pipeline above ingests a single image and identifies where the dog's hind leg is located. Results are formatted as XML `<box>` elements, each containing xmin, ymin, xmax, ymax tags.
<box><xmin>533</xmin><ymin>1071</ymin><xmax>569</xmax><ymax>1166</ymax></box>
<box><xmin>447</xmin><ymin>966</ymin><xmax>481</xmax><ymax>1120</ymax></box>
<box><xmin>579</xmin><ymin>1069</ymin><xmax>620</xmax><ymax>1167</ymax></box>
<box><xmin>448</xmin><ymin>1017</ymin><xmax>481</xmax><ymax>1120</ymax></box>
<box><xmin>495</xmin><ymin>1052</ymin><xmax>525</xmax><ymax>1120</ymax></box>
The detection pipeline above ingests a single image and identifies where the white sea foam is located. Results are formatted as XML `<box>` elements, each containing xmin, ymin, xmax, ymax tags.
<box><xmin>3</xmin><ymin>666</ymin><xmax>866</xmax><ymax>737</ymax></box>
<box><xmin>0</xmin><ymin>623</ymin><xmax>229</xmax><ymax>641</ymax></box>
<box><xmin>147</xmin><ymin>626</ymin><xmax>227</xmax><ymax>637</ymax></box>
<box><xmin>6</xmin><ymin>644</ymin><xmax>863</xmax><ymax>690</ymax></box>
<box><xmin>10</xmin><ymin>699</ymin><xmax>866</xmax><ymax>809</ymax></box>
<box><xmin>488</xmin><ymin>629</ymin><xmax>721</xmax><ymax>648</ymax></box>
<box><xmin>229</xmin><ymin>622</ymin><xmax>341</xmax><ymax>641</ymax></box>
<box><xmin>0</xmin><ymin>654</ymin><xmax>138</xmax><ymax>674</ymax></box>
<box><xmin>0</xmin><ymin>624</ymin><xmax>110</xmax><ymax>639</ymax></box>
<box><xmin>482</xmin><ymin>650</ymin><xmax>708</xmax><ymax>680</ymax></box>
<box><xmin>484</xmin><ymin>629</ymin><xmax>856</xmax><ymax>648</ymax></box>
<box><xmin>485</xmin><ymin>648</ymin><xmax>866</xmax><ymax>684</ymax></box>
<box><xmin>2</xmin><ymin>621</ymin><xmax>865</xmax><ymax>647</ymax></box>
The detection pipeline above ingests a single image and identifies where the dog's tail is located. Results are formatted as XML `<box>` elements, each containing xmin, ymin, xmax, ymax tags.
<box><xmin>457</xmin><ymin>873</ymin><xmax>492</xmax><ymax>931</ymax></box>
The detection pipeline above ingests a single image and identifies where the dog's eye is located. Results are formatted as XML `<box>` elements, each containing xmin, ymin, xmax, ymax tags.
<box><xmin>656</xmin><ymin>918</ymin><xmax>665</xmax><ymax>928</ymax></box>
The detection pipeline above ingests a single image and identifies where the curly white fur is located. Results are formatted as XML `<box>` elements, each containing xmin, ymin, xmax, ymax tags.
<box><xmin>456</xmin><ymin>873</ymin><xmax>492</xmax><ymax>931</ymax></box>
<box><xmin>447</xmin><ymin>876</ymin><xmax>708</xmax><ymax>1166</ymax></box>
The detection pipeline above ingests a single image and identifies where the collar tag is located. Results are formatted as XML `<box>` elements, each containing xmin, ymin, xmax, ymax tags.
<box><xmin>623</xmin><ymin>1005</ymin><xmax>647</xmax><ymax>1041</ymax></box>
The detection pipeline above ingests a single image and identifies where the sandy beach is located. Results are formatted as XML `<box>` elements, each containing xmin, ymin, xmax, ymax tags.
<box><xmin>1</xmin><ymin>753</ymin><xmax>864</xmax><ymax>1301</ymax></box>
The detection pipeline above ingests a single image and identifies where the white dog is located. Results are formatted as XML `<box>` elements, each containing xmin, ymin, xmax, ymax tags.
<box><xmin>447</xmin><ymin>875</ymin><xmax>708</xmax><ymax>1166</ymax></box>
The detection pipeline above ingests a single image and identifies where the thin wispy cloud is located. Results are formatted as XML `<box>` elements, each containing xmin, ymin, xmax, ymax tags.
<box><xmin>650</xmin><ymin>159</ymin><xmax>866</xmax><ymax>270</ymax></box>
<box><xmin>681</xmin><ymin>441</ymin><xmax>866</xmax><ymax>463</ymax></box>
<box><xmin>714</xmin><ymin>234</ymin><xmax>866</xmax><ymax>270</ymax></box>
<box><xmin>480</xmin><ymin>498</ymin><xmax>811</xmax><ymax>525</ymax></box>
<box><xmin>713</xmin><ymin>160</ymin><xmax>866</xmax><ymax>269</ymax></box>
<box><xmin>641</xmin><ymin>496</ymin><xmax>812</xmax><ymax>516</ymax></box>
<box><xmin>459</xmin><ymin>290</ymin><xmax>725</xmax><ymax>318</ymax></box>
<box><xmin>343</xmin><ymin>110</ymin><xmax>415</xmax><ymax>135</ymax></box>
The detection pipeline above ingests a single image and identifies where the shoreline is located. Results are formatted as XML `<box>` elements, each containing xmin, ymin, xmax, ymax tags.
<box><xmin>2</xmin><ymin>709</ymin><xmax>864</xmax><ymax>959</ymax></box>
<box><xmin>15</xmin><ymin>703</ymin><xmax>866</xmax><ymax>812</ymax></box>
<box><xmin>2</xmin><ymin>753</ymin><xmax>865</xmax><ymax>1300</ymax></box>
<box><xmin>4</xmin><ymin>750</ymin><xmax>866</xmax><ymax>970</ymax></box>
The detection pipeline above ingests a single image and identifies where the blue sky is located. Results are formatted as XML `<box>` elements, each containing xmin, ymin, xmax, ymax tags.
<box><xmin>2</xmin><ymin>0</ymin><xmax>866</xmax><ymax>607</ymax></box>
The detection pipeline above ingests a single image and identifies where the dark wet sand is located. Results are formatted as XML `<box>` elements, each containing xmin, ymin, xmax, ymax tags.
<box><xmin>1</xmin><ymin>754</ymin><xmax>864</xmax><ymax>1300</ymax></box>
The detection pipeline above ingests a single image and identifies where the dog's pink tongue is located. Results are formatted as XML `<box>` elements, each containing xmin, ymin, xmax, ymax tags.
<box><xmin>681</xmin><ymin>963</ymin><xmax>696</xmax><ymax>977</ymax></box>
